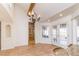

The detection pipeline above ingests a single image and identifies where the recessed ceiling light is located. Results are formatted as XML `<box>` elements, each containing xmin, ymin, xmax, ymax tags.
<box><xmin>48</xmin><ymin>20</ymin><xmax>50</xmax><ymax>22</ymax></box>
<box><xmin>59</xmin><ymin>13</ymin><xmax>63</xmax><ymax>17</ymax></box>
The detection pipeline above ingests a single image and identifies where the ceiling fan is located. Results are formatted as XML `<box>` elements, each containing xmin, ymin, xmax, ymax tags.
<box><xmin>27</xmin><ymin>3</ymin><xmax>40</xmax><ymax>23</ymax></box>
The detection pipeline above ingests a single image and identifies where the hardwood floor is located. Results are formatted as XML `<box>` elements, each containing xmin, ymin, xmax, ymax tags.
<box><xmin>0</xmin><ymin>44</ymin><xmax>79</xmax><ymax>56</ymax></box>
<box><xmin>0</xmin><ymin>44</ymin><xmax>58</xmax><ymax>56</ymax></box>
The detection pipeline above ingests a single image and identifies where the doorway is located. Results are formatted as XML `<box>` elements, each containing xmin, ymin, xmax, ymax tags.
<box><xmin>0</xmin><ymin>22</ymin><xmax>1</xmax><ymax>50</ymax></box>
<box><xmin>28</xmin><ymin>22</ymin><xmax>35</xmax><ymax>45</ymax></box>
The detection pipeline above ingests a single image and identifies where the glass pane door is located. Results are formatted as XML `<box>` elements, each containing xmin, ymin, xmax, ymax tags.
<box><xmin>59</xmin><ymin>23</ymin><xmax>68</xmax><ymax>45</ymax></box>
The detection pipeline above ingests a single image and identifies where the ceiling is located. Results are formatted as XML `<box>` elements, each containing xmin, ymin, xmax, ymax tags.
<box><xmin>17</xmin><ymin>3</ymin><xmax>30</xmax><ymax>12</ymax></box>
<box><xmin>34</xmin><ymin>3</ymin><xmax>76</xmax><ymax>22</ymax></box>
<box><xmin>19</xmin><ymin>3</ymin><xmax>77</xmax><ymax>22</ymax></box>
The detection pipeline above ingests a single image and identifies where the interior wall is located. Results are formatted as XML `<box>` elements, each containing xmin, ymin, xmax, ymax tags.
<box><xmin>72</xmin><ymin>19</ymin><xmax>77</xmax><ymax>44</ymax></box>
<box><xmin>35</xmin><ymin>15</ymin><xmax>73</xmax><ymax>48</ymax></box>
<box><xmin>14</xmin><ymin>5</ymin><xmax>29</xmax><ymax>47</ymax></box>
<box><xmin>0</xmin><ymin>22</ymin><xmax>1</xmax><ymax>50</ymax></box>
<box><xmin>1</xmin><ymin>4</ymin><xmax>29</xmax><ymax>50</ymax></box>
<box><xmin>0</xmin><ymin>4</ymin><xmax>14</xmax><ymax>50</ymax></box>
<box><xmin>51</xmin><ymin>15</ymin><xmax>72</xmax><ymax>45</ymax></box>
<box><xmin>1</xmin><ymin>4</ymin><xmax>79</xmax><ymax>50</ymax></box>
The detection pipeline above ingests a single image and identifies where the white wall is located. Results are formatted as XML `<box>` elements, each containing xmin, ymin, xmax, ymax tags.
<box><xmin>1</xmin><ymin>4</ymin><xmax>79</xmax><ymax>50</ymax></box>
<box><xmin>0</xmin><ymin>4</ymin><xmax>29</xmax><ymax>50</ymax></box>
<box><xmin>13</xmin><ymin>5</ymin><xmax>29</xmax><ymax>47</ymax></box>
<box><xmin>51</xmin><ymin>15</ymin><xmax>73</xmax><ymax>48</ymax></box>
<box><xmin>72</xmin><ymin>19</ymin><xmax>77</xmax><ymax>44</ymax></box>
<box><xmin>0</xmin><ymin>5</ymin><xmax>14</xmax><ymax>50</ymax></box>
<box><xmin>35</xmin><ymin>15</ymin><xmax>73</xmax><ymax>48</ymax></box>
<box><xmin>72</xmin><ymin>8</ymin><xmax>79</xmax><ymax>45</ymax></box>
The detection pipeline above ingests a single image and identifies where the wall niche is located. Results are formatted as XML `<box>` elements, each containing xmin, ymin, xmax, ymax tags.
<box><xmin>6</xmin><ymin>25</ymin><xmax>11</xmax><ymax>38</ymax></box>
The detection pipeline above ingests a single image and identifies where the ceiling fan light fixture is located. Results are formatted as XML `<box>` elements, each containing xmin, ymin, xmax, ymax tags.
<box><xmin>28</xmin><ymin>11</ymin><xmax>34</xmax><ymax>17</ymax></box>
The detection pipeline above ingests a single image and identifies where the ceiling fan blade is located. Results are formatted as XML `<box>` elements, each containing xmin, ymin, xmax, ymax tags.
<box><xmin>27</xmin><ymin>3</ymin><xmax>35</xmax><ymax>16</ymax></box>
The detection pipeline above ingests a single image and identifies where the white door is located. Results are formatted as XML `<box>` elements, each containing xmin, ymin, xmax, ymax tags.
<box><xmin>59</xmin><ymin>23</ymin><xmax>68</xmax><ymax>46</ymax></box>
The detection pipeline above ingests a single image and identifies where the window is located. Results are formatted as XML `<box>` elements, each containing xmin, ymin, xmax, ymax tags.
<box><xmin>52</xmin><ymin>26</ymin><xmax>57</xmax><ymax>42</ymax></box>
<box><xmin>42</xmin><ymin>26</ymin><xmax>49</xmax><ymax>38</ymax></box>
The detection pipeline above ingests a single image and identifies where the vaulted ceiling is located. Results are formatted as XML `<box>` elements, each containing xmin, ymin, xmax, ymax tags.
<box><xmin>19</xmin><ymin>3</ymin><xmax>77</xmax><ymax>22</ymax></box>
<box><xmin>34</xmin><ymin>3</ymin><xmax>75</xmax><ymax>21</ymax></box>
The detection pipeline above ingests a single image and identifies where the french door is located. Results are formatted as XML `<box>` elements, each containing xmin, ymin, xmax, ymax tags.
<box><xmin>52</xmin><ymin>23</ymin><xmax>68</xmax><ymax>46</ymax></box>
<box><xmin>59</xmin><ymin>23</ymin><xmax>68</xmax><ymax>45</ymax></box>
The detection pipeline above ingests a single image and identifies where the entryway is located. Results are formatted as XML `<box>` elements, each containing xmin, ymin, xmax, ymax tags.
<box><xmin>28</xmin><ymin>22</ymin><xmax>35</xmax><ymax>45</ymax></box>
